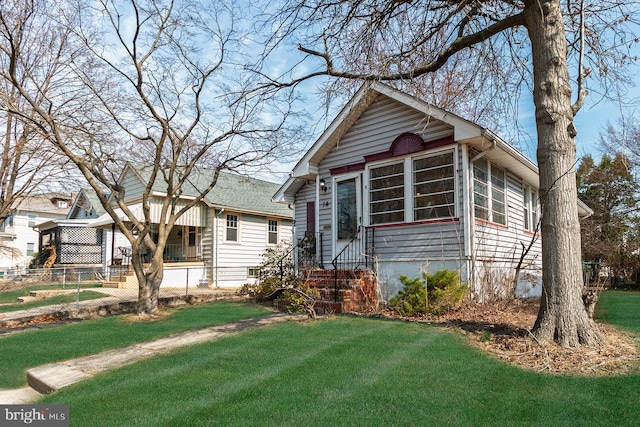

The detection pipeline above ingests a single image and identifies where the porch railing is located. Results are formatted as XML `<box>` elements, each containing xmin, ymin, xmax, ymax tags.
<box><xmin>330</xmin><ymin>226</ymin><xmax>375</xmax><ymax>302</ymax></box>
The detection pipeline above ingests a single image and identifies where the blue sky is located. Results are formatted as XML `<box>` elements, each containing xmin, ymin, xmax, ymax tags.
<box><xmin>516</xmin><ymin>85</ymin><xmax>640</xmax><ymax>164</ymax></box>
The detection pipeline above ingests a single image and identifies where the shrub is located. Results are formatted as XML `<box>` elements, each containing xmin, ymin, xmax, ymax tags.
<box><xmin>390</xmin><ymin>275</ymin><xmax>427</xmax><ymax>316</ymax></box>
<box><xmin>236</xmin><ymin>276</ymin><xmax>282</xmax><ymax>298</ymax></box>
<box><xmin>425</xmin><ymin>270</ymin><xmax>468</xmax><ymax>315</ymax></box>
<box><xmin>276</xmin><ymin>284</ymin><xmax>320</xmax><ymax>315</ymax></box>
<box><xmin>237</xmin><ymin>243</ymin><xmax>320</xmax><ymax>317</ymax></box>
<box><xmin>389</xmin><ymin>270</ymin><xmax>467</xmax><ymax>317</ymax></box>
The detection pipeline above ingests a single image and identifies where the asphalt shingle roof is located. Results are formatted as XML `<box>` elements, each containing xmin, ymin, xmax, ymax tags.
<box><xmin>128</xmin><ymin>163</ymin><xmax>291</xmax><ymax>218</ymax></box>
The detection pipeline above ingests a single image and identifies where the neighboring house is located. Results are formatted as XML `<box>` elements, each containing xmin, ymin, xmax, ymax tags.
<box><xmin>273</xmin><ymin>83</ymin><xmax>592</xmax><ymax>301</ymax></box>
<box><xmin>0</xmin><ymin>192</ymin><xmax>74</xmax><ymax>277</ymax></box>
<box><xmin>34</xmin><ymin>163</ymin><xmax>293</xmax><ymax>287</ymax></box>
<box><xmin>34</xmin><ymin>188</ymin><xmax>108</xmax><ymax>271</ymax></box>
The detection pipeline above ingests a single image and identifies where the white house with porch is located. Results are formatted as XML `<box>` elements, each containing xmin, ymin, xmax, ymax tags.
<box><xmin>35</xmin><ymin>165</ymin><xmax>293</xmax><ymax>289</ymax></box>
<box><xmin>273</xmin><ymin>82</ymin><xmax>592</xmax><ymax>301</ymax></box>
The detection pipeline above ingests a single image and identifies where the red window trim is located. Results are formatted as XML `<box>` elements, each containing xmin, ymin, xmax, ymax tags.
<box><xmin>369</xmin><ymin>217</ymin><xmax>460</xmax><ymax>229</ymax></box>
<box><xmin>474</xmin><ymin>218</ymin><xmax>508</xmax><ymax>230</ymax></box>
<box><xmin>329</xmin><ymin>134</ymin><xmax>456</xmax><ymax>175</ymax></box>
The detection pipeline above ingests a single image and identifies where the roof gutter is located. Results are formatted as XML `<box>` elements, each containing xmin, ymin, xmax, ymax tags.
<box><xmin>471</xmin><ymin>130</ymin><xmax>497</xmax><ymax>161</ymax></box>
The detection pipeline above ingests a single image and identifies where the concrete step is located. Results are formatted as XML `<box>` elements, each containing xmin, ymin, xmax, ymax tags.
<box><xmin>102</xmin><ymin>282</ymin><xmax>121</xmax><ymax>288</ymax></box>
<box><xmin>29</xmin><ymin>289</ymin><xmax>75</xmax><ymax>299</ymax></box>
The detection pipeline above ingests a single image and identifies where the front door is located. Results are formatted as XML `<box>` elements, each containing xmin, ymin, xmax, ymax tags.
<box><xmin>334</xmin><ymin>174</ymin><xmax>362</xmax><ymax>258</ymax></box>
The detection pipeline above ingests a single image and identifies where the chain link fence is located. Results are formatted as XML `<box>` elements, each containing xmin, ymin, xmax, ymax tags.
<box><xmin>0</xmin><ymin>265</ymin><xmax>212</xmax><ymax>318</ymax></box>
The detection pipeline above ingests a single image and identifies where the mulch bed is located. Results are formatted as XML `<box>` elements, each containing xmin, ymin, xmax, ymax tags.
<box><xmin>380</xmin><ymin>299</ymin><xmax>640</xmax><ymax>376</ymax></box>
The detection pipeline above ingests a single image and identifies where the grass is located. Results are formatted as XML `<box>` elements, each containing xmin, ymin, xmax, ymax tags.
<box><xmin>0</xmin><ymin>302</ymin><xmax>272</xmax><ymax>388</ymax></box>
<box><xmin>594</xmin><ymin>290</ymin><xmax>640</xmax><ymax>333</ymax></box>
<box><xmin>35</xmin><ymin>291</ymin><xmax>640</xmax><ymax>426</ymax></box>
<box><xmin>0</xmin><ymin>291</ymin><xmax>108</xmax><ymax>313</ymax></box>
<box><xmin>0</xmin><ymin>283</ymin><xmax>101</xmax><ymax>304</ymax></box>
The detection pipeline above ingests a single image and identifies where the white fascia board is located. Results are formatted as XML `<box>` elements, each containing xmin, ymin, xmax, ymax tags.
<box><xmin>273</xmin><ymin>177</ymin><xmax>307</xmax><ymax>205</ymax></box>
<box><xmin>272</xmin><ymin>177</ymin><xmax>297</xmax><ymax>204</ymax></box>
<box><xmin>150</xmin><ymin>191</ymin><xmax>198</xmax><ymax>201</ymax></box>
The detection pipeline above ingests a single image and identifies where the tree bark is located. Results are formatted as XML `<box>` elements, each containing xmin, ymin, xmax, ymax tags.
<box><xmin>135</xmin><ymin>250</ymin><xmax>165</xmax><ymax>316</ymax></box>
<box><xmin>524</xmin><ymin>0</ymin><xmax>603</xmax><ymax>347</ymax></box>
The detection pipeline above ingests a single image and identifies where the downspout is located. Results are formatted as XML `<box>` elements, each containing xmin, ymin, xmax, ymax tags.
<box><xmin>468</xmin><ymin>134</ymin><xmax>496</xmax><ymax>296</ymax></box>
<box><xmin>111</xmin><ymin>223</ymin><xmax>116</xmax><ymax>266</ymax></box>
<box><xmin>214</xmin><ymin>208</ymin><xmax>225</xmax><ymax>288</ymax></box>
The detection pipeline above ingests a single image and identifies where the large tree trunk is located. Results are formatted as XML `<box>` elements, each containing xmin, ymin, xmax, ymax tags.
<box><xmin>135</xmin><ymin>251</ymin><xmax>165</xmax><ymax>316</ymax></box>
<box><xmin>524</xmin><ymin>0</ymin><xmax>603</xmax><ymax>347</ymax></box>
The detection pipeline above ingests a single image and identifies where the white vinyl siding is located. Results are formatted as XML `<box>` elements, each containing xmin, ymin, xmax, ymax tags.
<box><xmin>316</xmin><ymin>94</ymin><xmax>455</xmax><ymax>262</ymax></box>
<box><xmin>473</xmin><ymin>174</ymin><xmax>542</xmax><ymax>271</ymax></box>
<box><xmin>213</xmin><ymin>214</ymin><xmax>292</xmax><ymax>285</ymax></box>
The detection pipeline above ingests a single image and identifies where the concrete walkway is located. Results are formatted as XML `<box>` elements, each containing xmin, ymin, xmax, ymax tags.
<box><xmin>0</xmin><ymin>312</ymin><xmax>307</xmax><ymax>404</ymax></box>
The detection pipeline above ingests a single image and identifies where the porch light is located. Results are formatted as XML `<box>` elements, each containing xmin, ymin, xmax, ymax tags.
<box><xmin>319</xmin><ymin>178</ymin><xmax>327</xmax><ymax>192</ymax></box>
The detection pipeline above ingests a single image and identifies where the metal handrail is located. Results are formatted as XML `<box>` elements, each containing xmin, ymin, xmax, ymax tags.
<box><xmin>261</xmin><ymin>233</ymin><xmax>316</xmax><ymax>282</ymax></box>
<box><xmin>331</xmin><ymin>226</ymin><xmax>363</xmax><ymax>302</ymax></box>
<box><xmin>330</xmin><ymin>226</ymin><xmax>376</xmax><ymax>303</ymax></box>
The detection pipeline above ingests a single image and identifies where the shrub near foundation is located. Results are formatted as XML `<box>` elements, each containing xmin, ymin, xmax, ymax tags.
<box><xmin>390</xmin><ymin>270</ymin><xmax>467</xmax><ymax>316</ymax></box>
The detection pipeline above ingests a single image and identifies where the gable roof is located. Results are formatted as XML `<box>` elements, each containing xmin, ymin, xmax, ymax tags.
<box><xmin>123</xmin><ymin>163</ymin><xmax>292</xmax><ymax>218</ymax></box>
<box><xmin>273</xmin><ymin>82</ymin><xmax>592</xmax><ymax>217</ymax></box>
<box><xmin>67</xmin><ymin>188</ymin><xmax>107</xmax><ymax>219</ymax></box>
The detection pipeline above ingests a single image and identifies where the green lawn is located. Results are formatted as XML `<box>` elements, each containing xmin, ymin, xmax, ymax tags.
<box><xmin>0</xmin><ymin>302</ymin><xmax>273</xmax><ymax>388</ymax></box>
<box><xmin>594</xmin><ymin>290</ymin><xmax>640</xmax><ymax>333</ymax></box>
<box><xmin>0</xmin><ymin>283</ymin><xmax>103</xmax><ymax>304</ymax></box>
<box><xmin>35</xmin><ymin>291</ymin><xmax>640</xmax><ymax>426</ymax></box>
<box><xmin>0</xmin><ymin>290</ymin><xmax>108</xmax><ymax>313</ymax></box>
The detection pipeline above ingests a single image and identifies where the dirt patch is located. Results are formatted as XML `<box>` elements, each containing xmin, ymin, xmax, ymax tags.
<box><xmin>121</xmin><ymin>310</ymin><xmax>175</xmax><ymax>323</ymax></box>
<box><xmin>381</xmin><ymin>299</ymin><xmax>640</xmax><ymax>376</ymax></box>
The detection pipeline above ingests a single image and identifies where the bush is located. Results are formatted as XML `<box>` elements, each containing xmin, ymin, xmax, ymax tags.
<box><xmin>237</xmin><ymin>242</ymin><xmax>320</xmax><ymax>317</ymax></box>
<box><xmin>389</xmin><ymin>269</ymin><xmax>467</xmax><ymax>317</ymax></box>
<box><xmin>236</xmin><ymin>276</ymin><xmax>282</xmax><ymax>298</ymax></box>
<box><xmin>426</xmin><ymin>270</ymin><xmax>467</xmax><ymax>315</ymax></box>
<box><xmin>276</xmin><ymin>283</ymin><xmax>320</xmax><ymax>315</ymax></box>
<box><xmin>390</xmin><ymin>275</ymin><xmax>427</xmax><ymax>316</ymax></box>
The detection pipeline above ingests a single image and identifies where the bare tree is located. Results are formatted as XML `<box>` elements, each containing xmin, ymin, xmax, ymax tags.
<box><xmin>0</xmin><ymin>60</ymin><xmax>71</xmax><ymax>239</ymax></box>
<box><xmin>0</xmin><ymin>0</ymin><xmax>303</xmax><ymax>315</ymax></box>
<box><xmin>254</xmin><ymin>0</ymin><xmax>640</xmax><ymax>347</ymax></box>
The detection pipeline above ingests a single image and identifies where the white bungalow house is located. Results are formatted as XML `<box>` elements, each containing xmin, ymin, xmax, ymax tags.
<box><xmin>273</xmin><ymin>82</ymin><xmax>592</xmax><ymax>301</ymax></box>
<box><xmin>35</xmin><ymin>165</ymin><xmax>293</xmax><ymax>289</ymax></box>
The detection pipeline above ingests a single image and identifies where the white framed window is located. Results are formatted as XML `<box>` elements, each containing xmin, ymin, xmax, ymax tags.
<box><xmin>473</xmin><ymin>158</ymin><xmax>507</xmax><ymax>226</ymax></box>
<box><xmin>268</xmin><ymin>219</ymin><xmax>278</xmax><ymax>245</ymax></box>
<box><xmin>413</xmin><ymin>152</ymin><xmax>456</xmax><ymax>220</ymax></box>
<box><xmin>369</xmin><ymin>162</ymin><xmax>405</xmax><ymax>225</ymax></box>
<box><xmin>523</xmin><ymin>186</ymin><xmax>539</xmax><ymax>232</ymax></box>
<box><xmin>27</xmin><ymin>214</ymin><xmax>37</xmax><ymax>228</ymax></box>
<box><xmin>247</xmin><ymin>267</ymin><xmax>260</xmax><ymax>278</ymax></box>
<box><xmin>226</xmin><ymin>214</ymin><xmax>239</xmax><ymax>242</ymax></box>
<box><xmin>366</xmin><ymin>148</ymin><xmax>456</xmax><ymax>226</ymax></box>
<box><xmin>26</xmin><ymin>242</ymin><xmax>35</xmax><ymax>256</ymax></box>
